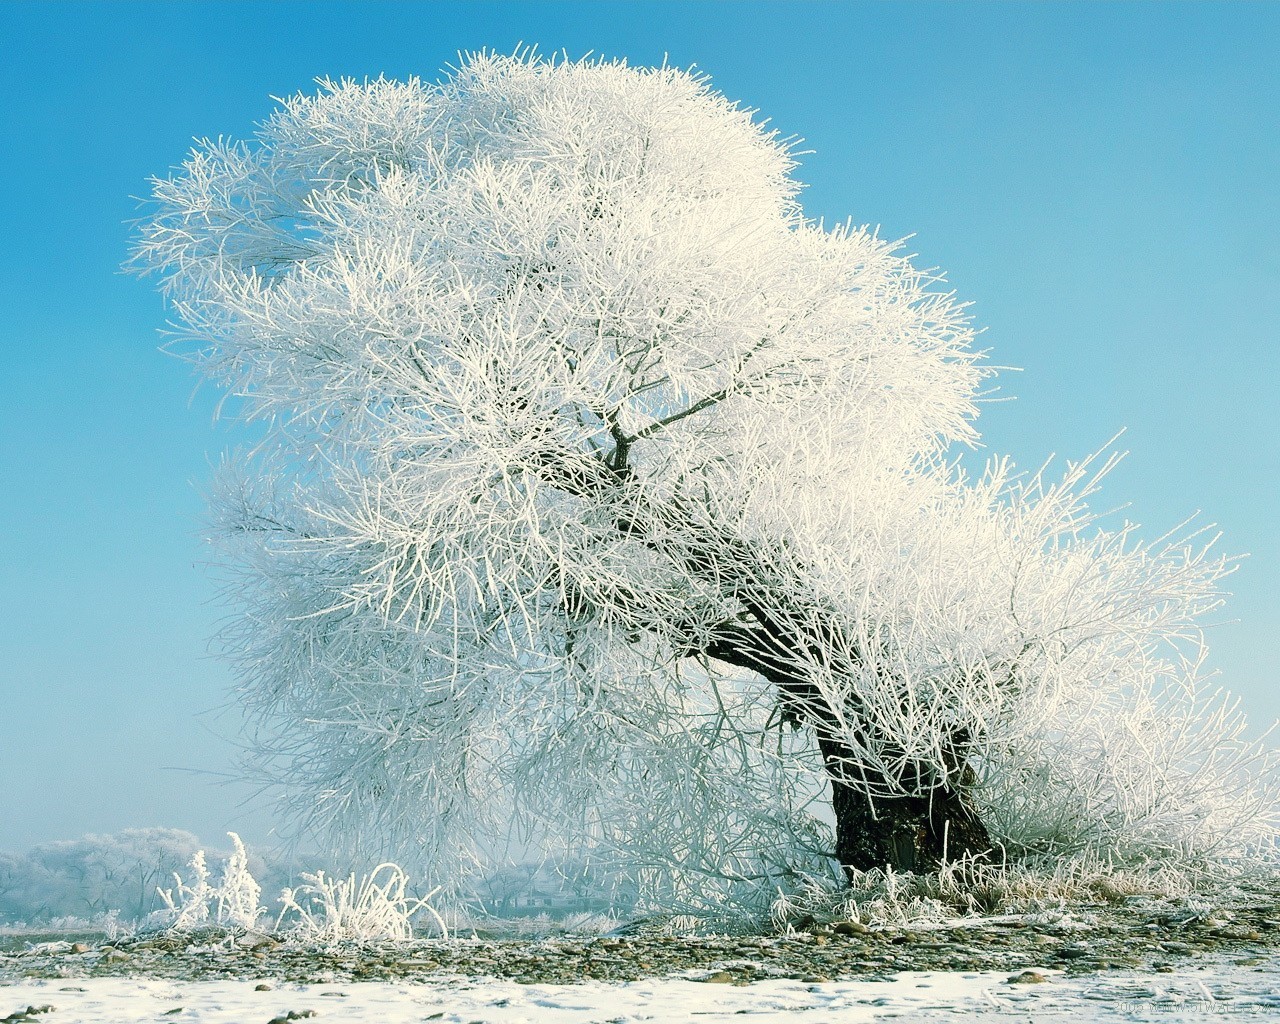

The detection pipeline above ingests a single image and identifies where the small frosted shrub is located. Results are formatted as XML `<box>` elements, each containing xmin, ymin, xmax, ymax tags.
<box><xmin>558</xmin><ymin>911</ymin><xmax>619</xmax><ymax>935</ymax></box>
<box><xmin>156</xmin><ymin>849</ymin><xmax>214</xmax><ymax>930</ymax></box>
<box><xmin>276</xmin><ymin>863</ymin><xmax>447</xmax><ymax>941</ymax></box>
<box><xmin>216</xmin><ymin>833</ymin><xmax>265</xmax><ymax>929</ymax></box>
<box><xmin>156</xmin><ymin>833</ymin><xmax>265</xmax><ymax>931</ymax></box>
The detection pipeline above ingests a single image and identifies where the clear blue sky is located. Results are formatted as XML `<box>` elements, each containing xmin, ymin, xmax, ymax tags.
<box><xmin>1</xmin><ymin>1</ymin><xmax>1276</xmax><ymax>852</ymax></box>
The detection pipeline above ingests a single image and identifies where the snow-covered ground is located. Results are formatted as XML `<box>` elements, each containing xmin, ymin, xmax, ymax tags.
<box><xmin>4</xmin><ymin>956</ymin><xmax>1278</xmax><ymax>1023</ymax></box>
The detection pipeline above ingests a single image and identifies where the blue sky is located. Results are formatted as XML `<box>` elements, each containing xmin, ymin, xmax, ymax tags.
<box><xmin>1</xmin><ymin>1</ymin><xmax>1276</xmax><ymax>851</ymax></box>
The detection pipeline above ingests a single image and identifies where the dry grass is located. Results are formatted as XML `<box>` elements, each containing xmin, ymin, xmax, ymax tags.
<box><xmin>769</xmin><ymin>851</ymin><xmax>1272</xmax><ymax>931</ymax></box>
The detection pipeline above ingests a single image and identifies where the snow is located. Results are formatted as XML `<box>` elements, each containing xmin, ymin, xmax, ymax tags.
<box><xmin>4</xmin><ymin>957</ymin><xmax>1277</xmax><ymax>1023</ymax></box>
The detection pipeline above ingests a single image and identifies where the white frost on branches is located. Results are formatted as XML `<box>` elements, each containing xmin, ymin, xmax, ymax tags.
<box><xmin>134</xmin><ymin>53</ymin><xmax>1277</xmax><ymax>913</ymax></box>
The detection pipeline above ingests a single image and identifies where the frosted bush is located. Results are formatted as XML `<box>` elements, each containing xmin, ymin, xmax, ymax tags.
<box><xmin>276</xmin><ymin>863</ymin><xmax>447</xmax><ymax>941</ymax></box>
<box><xmin>155</xmin><ymin>835</ymin><xmax>442</xmax><ymax>941</ymax></box>
<box><xmin>215</xmin><ymin>833</ymin><xmax>265</xmax><ymax>929</ymax></box>
<box><xmin>156</xmin><ymin>833</ymin><xmax>265</xmax><ymax>931</ymax></box>
<box><xmin>156</xmin><ymin>849</ymin><xmax>214</xmax><ymax>930</ymax></box>
<box><xmin>556</xmin><ymin>911</ymin><xmax>619</xmax><ymax>935</ymax></box>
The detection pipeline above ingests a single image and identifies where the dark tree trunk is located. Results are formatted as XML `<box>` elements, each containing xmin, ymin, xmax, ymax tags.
<box><xmin>816</xmin><ymin>735</ymin><xmax>991</xmax><ymax>875</ymax></box>
<box><xmin>708</xmin><ymin>620</ymin><xmax>993</xmax><ymax>875</ymax></box>
<box><xmin>536</xmin><ymin>451</ymin><xmax>994</xmax><ymax>876</ymax></box>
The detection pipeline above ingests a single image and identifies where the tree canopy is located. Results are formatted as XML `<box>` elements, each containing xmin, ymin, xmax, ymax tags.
<box><xmin>134</xmin><ymin>54</ymin><xmax>1276</xmax><ymax>914</ymax></box>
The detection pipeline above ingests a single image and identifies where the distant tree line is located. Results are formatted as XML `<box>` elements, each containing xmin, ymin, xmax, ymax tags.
<box><xmin>0</xmin><ymin>830</ymin><xmax>304</xmax><ymax>926</ymax></box>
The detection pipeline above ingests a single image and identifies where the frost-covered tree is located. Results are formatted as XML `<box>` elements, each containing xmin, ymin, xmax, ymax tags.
<box><xmin>133</xmin><ymin>54</ymin><xmax>1276</xmax><ymax>907</ymax></box>
<box><xmin>0</xmin><ymin>830</ymin><xmax>205</xmax><ymax>924</ymax></box>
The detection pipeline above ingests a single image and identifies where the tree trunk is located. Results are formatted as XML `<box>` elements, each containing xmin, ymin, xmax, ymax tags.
<box><xmin>708</xmin><ymin>616</ymin><xmax>993</xmax><ymax>875</ymax></box>
<box><xmin>536</xmin><ymin>453</ymin><xmax>994</xmax><ymax>875</ymax></box>
<box><xmin>816</xmin><ymin>734</ymin><xmax>991</xmax><ymax>875</ymax></box>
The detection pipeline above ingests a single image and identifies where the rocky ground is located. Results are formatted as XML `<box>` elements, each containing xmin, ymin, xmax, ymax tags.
<box><xmin>2</xmin><ymin>878</ymin><xmax>1277</xmax><ymax>988</ymax></box>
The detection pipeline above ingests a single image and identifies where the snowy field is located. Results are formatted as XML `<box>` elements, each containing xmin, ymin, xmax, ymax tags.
<box><xmin>5</xmin><ymin>956</ymin><xmax>1279</xmax><ymax>1024</ymax></box>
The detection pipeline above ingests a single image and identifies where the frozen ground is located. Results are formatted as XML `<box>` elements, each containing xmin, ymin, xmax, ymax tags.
<box><xmin>3</xmin><ymin>955</ymin><xmax>1278</xmax><ymax>1024</ymax></box>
